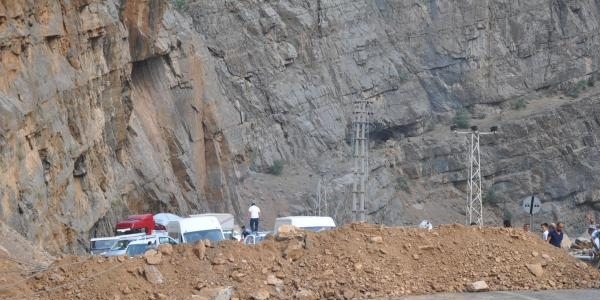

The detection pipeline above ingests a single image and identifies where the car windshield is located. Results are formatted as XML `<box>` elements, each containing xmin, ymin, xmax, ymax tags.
<box><xmin>91</xmin><ymin>240</ymin><xmax>117</xmax><ymax>250</ymax></box>
<box><xmin>183</xmin><ymin>229</ymin><xmax>223</xmax><ymax>243</ymax></box>
<box><xmin>126</xmin><ymin>244</ymin><xmax>150</xmax><ymax>257</ymax></box>
<box><xmin>110</xmin><ymin>240</ymin><xmax>132</xmax><ymax>250</ymax></box>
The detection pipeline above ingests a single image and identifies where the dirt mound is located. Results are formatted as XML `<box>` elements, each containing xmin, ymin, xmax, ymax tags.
<box><xmin>2</xmin><ymin>223</ymin><xmax>599</xmax><ymax>299</ymax></box>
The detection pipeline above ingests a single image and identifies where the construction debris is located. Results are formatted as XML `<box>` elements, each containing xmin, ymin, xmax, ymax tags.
<box><xmin>1</xmin><ymin>223</ymin><xmax>598</xmax><ymax>299</ymax></box>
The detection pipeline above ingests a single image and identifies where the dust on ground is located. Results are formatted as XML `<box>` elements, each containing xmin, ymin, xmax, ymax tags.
<box><xmin>1</xmin><ymin>223</ymin><xmax>598</xmax><ymax>300</ymax></box>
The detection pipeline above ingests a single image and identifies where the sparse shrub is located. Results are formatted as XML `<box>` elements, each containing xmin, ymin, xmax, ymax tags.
<box><xmin>453</xmin><ymin>109</ymin><xmax>470</xmax><ymax>129</ymax></box>
<box><xmin>511</xmin><ymin>98</ymin><xmax>527</xmax><ymax>110</ymax></box>
<box><xmin>483</xmin><ymin>188</ymin><xmax>497</xmax><ymax>204</ymax></box>
<box><xmin>268</xmin><ymin>160</ymin><xmax>285</xmax><ymax>175</ymax></box>
<box><xmin>396</xmin><ymin>176</ymin><xmax>410</xmax><ymax>192</ymax></box>
<box><xmin>565</xmin><ymin>79</ymin><xmax>588</xmax><ymax>98</ymax></box>
<box><xmin>172</xmin><ymin>0</ymin><xmax>186</xmax><ymax>10</ymax></box>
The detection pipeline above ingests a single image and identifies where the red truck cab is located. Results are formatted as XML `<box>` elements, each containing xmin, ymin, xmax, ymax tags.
<box><xmin>115</xmin><ymin>214</ymin><xmax>155</xmax><ymax>235</ymax></box>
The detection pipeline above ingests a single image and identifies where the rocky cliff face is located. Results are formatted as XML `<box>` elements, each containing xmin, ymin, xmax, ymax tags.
<box><xmin>188</xmin><ymin>0</ymin><xmax>600</xmax><ymax>229</ymax></box>
<box><xmin>0</xmin><ymin>0</ymin><xmax>241</xmax><ymax>254</ymax></box>
<box><xmin>1</xmin><ymin>0</ymin><xmax>600</xmax><ymax>255</ymax></box>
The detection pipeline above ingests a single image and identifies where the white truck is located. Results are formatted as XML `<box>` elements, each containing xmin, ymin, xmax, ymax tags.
<box><xmin>167</xmin><ymin>216</ymin><xmax>224</xmax><ymax>244</ymax></box>
<box><xmin>273</xmin><ymin>216</ymin><xmax>336</xmax><ymax>233</ymax></box>
<box><xmin>189</xmin><ymin>213</ymin><xmax>241</xmax><ymax>241</ymax></box>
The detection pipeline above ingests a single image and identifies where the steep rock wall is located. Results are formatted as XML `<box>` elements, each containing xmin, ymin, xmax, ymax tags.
<box><xmin>188</xmin><ymin>0</ymin><xmax>600</xmax><ymax>230</ymax></box>
<box><xmin>1</xmin><ymin>0</ymin><xmax>600</xmax><ymax>255</ymax></box>
<box><xmin>0</xmin><ymin>0</ymin><xmax>240</xmax><ymax>254</ymax></box>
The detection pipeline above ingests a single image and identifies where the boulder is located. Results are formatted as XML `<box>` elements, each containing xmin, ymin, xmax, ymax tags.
<box><xmin>144</xmin><ymin>249</ymin><xmax>162</xmax><ymax>265</ymax></box>
<box><xmin>466</xmin><ymin>281</ymin><xmax>489</xmax><ymax>292</ymax></box>
<box><xmin>249</xmin><ymin>288</ymin><xmax>270</xmax><ymax>300</ymax></box>
<box><xmin>143</xmin><ymin>265</ymin><xmax>164</xmax><ymax>284</ymax></box>
<box><xmin>158</xmin><ymin>244</ymin><xmax>173</xmax><ymax>255</ymax></box>
<box><xmin>191</xmin><ymin>286</ymin><xmax>233</xmax><ymax>300</ymax></box>
<box><xmin>194</xmin><ymin>242</ymin><xmax>207</xmax><ymax>260</ymax></box>
<box><xmin>526</xmin><ymin>263</ymin><xmax>544</xmax><ymax>277</ymax></box>
<box><xmin>276</xmin><ymin>225</ymin><xmax>305</xmax><ymax>241</ymax></box>
<box><xmin>266</xmin><ymin>274</ymin><xmax>283</xmax><ymax>286</ymax></box>
<box><xmin>294</xmin><ymin>289</ymin><xmax>318</xmax><ymax>300</ymax></box>
<box><xmin>283</xmin><ymin>240</ymin><xmax>304</xmax><ymax>261</ymax></box>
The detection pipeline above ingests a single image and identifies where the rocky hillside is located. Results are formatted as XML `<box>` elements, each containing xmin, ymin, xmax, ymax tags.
<box><xmin>1</xmin><ymin>0</ymin><xmax>600</xmax><ymax>255</ymax></box>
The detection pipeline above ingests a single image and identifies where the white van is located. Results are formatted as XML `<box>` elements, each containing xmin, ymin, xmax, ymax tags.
<box><xmin>189</xmin><ymin>213</ymin><xmax>241</xmax><ymax>241</ymax></box>
<box><xmin>273</xmin><ymin>216</ymin><xmax>336</xmax><ymax>233</ymax></box>
<box><xmin>167</xmin><ymin>216</ymin><xmax>224</xmax><ymax>244</ymax></box>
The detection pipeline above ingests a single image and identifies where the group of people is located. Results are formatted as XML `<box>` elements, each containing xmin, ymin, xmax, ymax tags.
<box><xmin>506</xmin><ymin>220</ymin><xmax>566</xmax><ymax>248</ymax></box>
<box><xmin>517</xmin><ymin>220</ymin><xmax>600</xmax><ymax>251</ymax></box>
<box><xmin>539</xmin><ymin>222</ymin><xmax>565</xmax><ymax>248</ymax></box>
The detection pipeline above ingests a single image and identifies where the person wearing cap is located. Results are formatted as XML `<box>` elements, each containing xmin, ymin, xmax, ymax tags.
<box><xmin>248</xmin><ymin>203</ymin><xmax>261</xmax><ymax>233</ymax></box>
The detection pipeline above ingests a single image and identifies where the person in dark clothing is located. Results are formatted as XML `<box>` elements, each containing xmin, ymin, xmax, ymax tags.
<box><xmin>241</xmin><ymin>226</ymin><xmax>251</xmax><ymax>239</ymax></box>
<box><xmin>547</xmin><ymin>222</ymin><xmax>564</xmax><ymax>248</ymax></box>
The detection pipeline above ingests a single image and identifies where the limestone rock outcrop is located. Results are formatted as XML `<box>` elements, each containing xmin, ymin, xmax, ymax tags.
<box><xmin>0</xmin><ymin>0</ymin><xmax>239</xmax><ymax>254</ymax></box>
<box><xmin>1</xmin><ymin>0</ymin><xmax>600</xmax><ymax>255</ymax></box>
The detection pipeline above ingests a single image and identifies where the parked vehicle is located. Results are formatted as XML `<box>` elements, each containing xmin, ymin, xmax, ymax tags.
<box><xmin>101</xmin><ymin>237</ymin><xmax>145</xmax><ymax>257</ymax></box>
<box><xmin>273</xmin><ymin>216</ymin><xmax>336</xmax><ymax>233</ymax></box>
<box><xmin>125</xmin><ymin>239</ymin><xmax>158</xmax><ymax>257</ymax></box>
<box><xmin>101</xmin><ymin>234</ymin><xmax>178</xmax><ymax>257</ymax></box>
<box><xmin>243</xmin><ymin>231</ymin><xmax>270</xmax><ymax>245</ymax></box>
<box><xmin>154</xmin><ymin>213</ymin><xmax>183</xmax><ymax>231</ymax></box>
<box><xmin>115</xmin><ymin>214</ymin><xmax>156</xmax><ymax>235</ymax></box>
<box><xmin>189</xmin><ymin>213</ymin><xmax>241</xmax><ymax>241</ymax></box>
<box><xmin>167</xmin><ymin>216</ymin><xmax>224</xmax><ymax>244</ymax></box>
<box><xmin>89</xmin><ymin>232</ymin><xmax>146</xmax><ymax>255</ymax></box>
<box><xmin>125</xmin><ymin>236</ymin><xmax>179</xmax><ymax>257</ymax></box>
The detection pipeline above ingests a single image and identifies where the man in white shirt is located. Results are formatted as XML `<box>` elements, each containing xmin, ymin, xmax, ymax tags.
<box><xmin>541</xmin><ymin>223</ymin><xmax>549</xmax><ymax>241</ymax></box>
<box><xmin>248</xmin><ymin>203</ymin><xmax>261</xmax><ymax>233</ymax></box>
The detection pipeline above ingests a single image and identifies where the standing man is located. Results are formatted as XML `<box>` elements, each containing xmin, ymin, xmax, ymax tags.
<box><xmin>590</xmin><ymin>225</ymin><xmax>600</xmax><ymax>251</ymax></box>
<box><xmin>248</xmin><ymin>203</ymin><xmax>261</xmax><ymax>233</ymax></box>
<box><xmin>541</xmin><ymin>223</ymin><xmax>549</xmax><ymax>241</ymax></box>
<box><xmin>547</xmin><ymin>222</ymin><xmax>564</xmax><ymax>248</ymax></box>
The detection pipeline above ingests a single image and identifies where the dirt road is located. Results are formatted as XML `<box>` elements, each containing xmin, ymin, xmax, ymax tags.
<box><xmin>390</xmin><ymin>289</ymin><xmax>600</xmax><ymax>300</ymax></box>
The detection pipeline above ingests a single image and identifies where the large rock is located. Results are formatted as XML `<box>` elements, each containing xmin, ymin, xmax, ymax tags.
<box><xmin>526</xmin><ymin>263</ymin><xmax>544</xmax><ymax>277</ymax></box>
<box><xmin>144</xmin><ymin>249</ymin><xmax>162</xmax><ymax>265</ymax></box>
<box><xmin>275</xmin><ymin>225</ymin><xmax>305</xmax><ymax>241</ymax></box>
<box><xmin>143</xmin><ymin>265</ymin><xmax>164</xmax><ymax>284</ymax></box>
<box><xmin>466</xmin><ymin>281</ymin><xmax>489</xmax><ymax>292</ymax></box>
<box><xmin>249</xmin><ymin>288</ymin><xmax>270</xmax><ymax>300</ymax></box>
<box><xmin>191</xmin><ymin>286</ymin><xmax>233</xmax><ymax>300</ymax></box>
<box><xmin>283</xmin><ymin>240</ymin><xmax>305</xmax><ymax>261</ymax></box>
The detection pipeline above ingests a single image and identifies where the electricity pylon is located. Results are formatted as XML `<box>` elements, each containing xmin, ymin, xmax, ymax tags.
<box><xmin>452</xmin><ymin>125</ymin><xmax>498</xmax><ymax>226</ymax></box>
<box><xmin>351</xmin><ymin>99</ymin><xmax>372</xmax><ymax>222</ymax></box>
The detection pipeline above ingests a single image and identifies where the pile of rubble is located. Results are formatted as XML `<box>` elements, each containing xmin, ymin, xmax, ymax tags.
<box><xmin>2</xmin><ymin>223</ymin><xmax>599</xmax><ymax>300</ymax></box>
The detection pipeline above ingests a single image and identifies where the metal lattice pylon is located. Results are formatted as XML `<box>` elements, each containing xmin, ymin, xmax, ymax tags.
<box><xmin>351</xmin><ymin>99</ymin><xmax>372</xmax><ymax>222</ymax></box>
<box><xmin>467</xmin><ymin>132</ymin><xmax>483</xmax><ymax>226</ymax></box>
<box><xmin>454</xmin><ymin>127</ymin><xmax>496</xmax><ymax>226</ymax></box>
